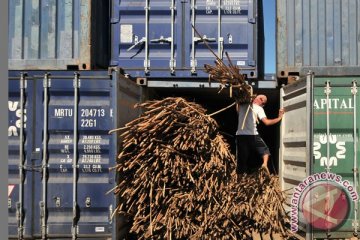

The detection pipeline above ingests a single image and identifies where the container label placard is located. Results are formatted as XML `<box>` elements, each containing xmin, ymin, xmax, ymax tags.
<box><xmin>121</xmin><ymin>25</ymin><xmax>133</xmax><ymax>43</ymax></box>
<box><xmin>205</xmin><ymin>0</ymin><xmax>242</xmax><ymax>15</ymax></box>
<box><xmin>223</xmin><ymin>0</ymin><xmax>242</xmax><ymax>15</ymax></box>
<box><xmin>80</xmin><ymin>135</ymin><xmax>105</xmax><ymax>173</ymax></box>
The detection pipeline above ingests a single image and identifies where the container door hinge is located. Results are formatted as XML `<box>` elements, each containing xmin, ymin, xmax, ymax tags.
<box><xmin>8</xmin><ymin>198</ymin><xmax>11</xmax><ymax>208</ymax></box>
<box><xmin>248</xmin><ymin>18</ymin><xmax>256</xmax><ymax>24</ymax></box>
<box><xmin>353</xmin><ymin>168</ymin><xmax>358</xmax><ymax>173</ymax></box>
<box><xmin>248</xmin><ymin>60</ymin><xmax>256</xmax><ymax>67</ymax></box>
<box><xmin>110</xmin><ymin>18</ymin><xmax>119</xmax><ymax>24</ymax></box>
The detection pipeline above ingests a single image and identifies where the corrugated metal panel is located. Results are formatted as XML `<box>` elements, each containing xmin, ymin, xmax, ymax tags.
<box><xmin>277</xmin><ymin>0</ymin><xmax>360</xmax><ymax>79</ymax></box>
<box><xmin>8</xmin><ymin>0</ymin><xmax>110</xmax><ymax>70</ymax></box>
<box><xmin>280</xmin><ymin>77</ymin><xmax>312</xmax><ymax>190</ymax></box>
<box><xmin>111</xmin><ymin>0</ymin><xmax>264</xmax><ymax>79</ymax></box>
<box><xmin>8</xmin><ymin>70</ymin><xmax>141</xmax><ymax>239</ymax></box>
<box><xmin>312</xmin><ymin>77</ymin><xmax>360</xmax><ymax>238</ymax></box>
<box><xmin>279</xmin><ymin>74</ymin><xmax>313</xmax><ymax>237</ymax></box>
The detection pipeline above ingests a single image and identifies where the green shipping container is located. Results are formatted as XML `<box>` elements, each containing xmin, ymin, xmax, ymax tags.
<box><xmin>279</xmin><ymin>74</ymin><xmax>359</xmax><ymax>239</ymax></box>
<box><xmin>312</xmin><ymin>77</ymin><xmax>359</xmax><ymax>239</ymax></box>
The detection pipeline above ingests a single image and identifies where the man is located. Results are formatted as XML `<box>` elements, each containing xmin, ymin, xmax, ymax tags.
<box><xmin>236</xmin><ymin>94</ymin><xmax>284</xmax><ymax>174</ymax></box>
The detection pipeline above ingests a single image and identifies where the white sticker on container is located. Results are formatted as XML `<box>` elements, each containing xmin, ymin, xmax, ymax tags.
<box><xmin>95</xmin><ymin>227</ymin><xmax>105</xmax><ymax>232</ymax></box>
<box><xmin>121</xmin><ymin>25</ymin><xmax>133</xmax><ymax>43</ymax></box>
<box><xmin>236</xmin><ymin>61</ymin><xmax>246</xmax><ymax>66</ymax></box>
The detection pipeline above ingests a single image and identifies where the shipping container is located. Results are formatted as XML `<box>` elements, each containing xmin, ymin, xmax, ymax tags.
<box><xmin>111</xmin><ymin>0</ymin><xmax>264</xmax><ymax>79</ymax></box>
<box><xmin>279</xmin><ymin>74</ymin><xmax>360</xmax><ymax>239</ymax></box>
<box><xmin>9</xmin><ymin>70</ymin><xmax>282</xmax><ymax>238</ymax></box>
<box><xmin>8</xmin><ymin>0</ymin><xmax>110</xmax><ymax>70</ymax></box>
<box><xmin>276</xmin><ymin>0</ymin><xmax>360</xmax><ymax>81</ymax></box>
<box><xmin>8</xmin><ymin>69</ymin><xmax>141</xmax><ymax>239</ymax></box>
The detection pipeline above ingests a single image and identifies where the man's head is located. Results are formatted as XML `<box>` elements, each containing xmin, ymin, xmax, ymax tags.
<box><xmin>253</xmin><ymin>94</ymin><xmax>267</xmax><ymax>107</ymax></box>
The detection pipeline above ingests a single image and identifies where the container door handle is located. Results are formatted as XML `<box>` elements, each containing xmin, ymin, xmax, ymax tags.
<box><xmin>194</xmin><ymin>35</ymin><xmax>216</xmax><ymax>43</ymax></box>
<box><xmin>127</xmin><ymin>37</ymin><xmax>146</xmax><ymax>52</ymax></box>
<box><xmin>150</xmin><ymin>36</ymin><xmax>172</xmax><ymax>43</ymax></box>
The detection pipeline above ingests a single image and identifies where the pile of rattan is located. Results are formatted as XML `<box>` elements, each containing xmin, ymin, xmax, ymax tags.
<box><xmin>110</xmin><ymin>97</ymin><xmax>295</xmax><ymax>239</ymax></box>
<box><xmin>192</xmin><ymin>27</ymin><xmax>253</xmax><ymax>104</ymax></box>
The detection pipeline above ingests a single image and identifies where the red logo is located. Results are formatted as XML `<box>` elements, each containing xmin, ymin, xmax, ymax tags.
<box><xmin>300</xmin><ymin>182</ymin><xmax>350</xmax><ymax>230</ymax></box>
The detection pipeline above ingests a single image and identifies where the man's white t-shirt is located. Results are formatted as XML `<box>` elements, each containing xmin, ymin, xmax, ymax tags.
<box><xmin>236</xmin><ymin>103</ymin><xmax>266</xmax><ymax>135</ymax></box>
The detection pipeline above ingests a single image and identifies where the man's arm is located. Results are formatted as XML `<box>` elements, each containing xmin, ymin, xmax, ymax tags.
<box><xmin>261</xmin><ymin>109</ymin><xmax>285</xmax><ymax>126</ymax></box>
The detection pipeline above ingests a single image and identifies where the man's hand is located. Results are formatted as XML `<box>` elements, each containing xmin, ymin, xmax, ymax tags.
<box><xmin>278</xmin><ymin>108</ymin><xmax>285</xmax><ymax>118</ymax></box>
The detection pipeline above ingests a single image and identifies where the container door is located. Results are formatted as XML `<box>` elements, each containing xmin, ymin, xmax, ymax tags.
<box><xmin>312</xmin><ymin>77</ymin><xmax>360</xmax><ymax>238</ymax></box>
<box><xmin>112</xmin><ymin>0</ymin><xmax>177</xmax><ymax>76</ymax></box>
<box><xmin>188</xmin><ymin>0</ymin><xmax>259</xmax><ymax>78</ymax></box>
<box><xmin>279</xmin><ymin>74</ymin><xmax>313</xmax><ymax>190</ymax></box>
<box><xmin>8</xmin><ymin>72</ymin><xmax>35</xmax><ymax>239</ymax></box>
<box><xmin>31</xmin><ymin>71</ymin><xmax>115</xmax><ymax>239</ymax></box>
<box><xmin>279</xmin><ymin>73</ymin><xmax>313</xmax><ymax>236</ymax></box>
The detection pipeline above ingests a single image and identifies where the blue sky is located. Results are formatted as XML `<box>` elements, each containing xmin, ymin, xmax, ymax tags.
<box><xmin>263</xmin><ymin>0</ymin><xmax>276</xmax><ymax>74</ymax></box>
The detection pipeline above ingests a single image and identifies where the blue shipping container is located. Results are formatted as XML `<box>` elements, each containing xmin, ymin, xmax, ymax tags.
<box><xmin>8</xmin><ymin>70</ymin><xmax>141</xmax><ymax>239</ymax></box>
<box><xmin>111</xmin><ymin>0</ymin><xmax>264</xmax><ymax>79</ymax></box>
<box><xmin>8</xmin><ymin>0</ymin><xmax>110</xmax><ymax>70</ymax></box>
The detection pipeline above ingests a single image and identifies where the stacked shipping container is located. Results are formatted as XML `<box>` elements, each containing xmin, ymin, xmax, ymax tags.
<box><xmin>111</xmin><ymin>0</ymin><xmax>264</xmax><ymax>79</ymax></box>
<box><xmin>277</xmin><ymin>0</ymin><xmax>360</xmax><ymax>238</ymax></box>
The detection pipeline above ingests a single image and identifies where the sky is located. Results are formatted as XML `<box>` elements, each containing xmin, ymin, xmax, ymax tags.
<box><xmin>263</xmin><ymin>0</ymin><xmax>276</xmax><ymax>74</ymax></box>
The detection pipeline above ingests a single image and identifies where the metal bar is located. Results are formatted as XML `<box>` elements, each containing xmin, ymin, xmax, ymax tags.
<box><xmin>17</xmin><ymin>72</ymin><xmax>26</xmax><ymax>240</ymax></box>
<box><xmin>144</xmin><ymin>0</ymin><xmax>149</xmax><ymax>74</ymax></box>
<box><xmin>324</xmin><ymin>80</ymin><xmax>331</xmax><ymax>238</ymax></box>
<box><xmin>306</xmin><ymin>71</ymin><xmax>314</xmax><ymax>240</ymax></box>
<box><xmin>41</xmin><ymin>73</ymin><xmax>50</xmax><ymax>240</ymax></box>
<box><xmin>217</xmin><ymin>0</ymin><xmax>223</xmax><ymax>59</ymax></box>
<box><xmin>352</xmin><ymin>80</ymin><xmax>358</xmax><ymax>235</ymax></box>
<box><xmin>279</xmin><ymin>86</ymin><xmax>285</xmax><ymax>190</ymax></box>
<box><xmin>72</xmin><ymin>73</ymin><xmax>80</xmax><ymax>240</ymax></box>
<box><xmin>191</xmin><ymin>0</ymin><xmax>196</xmax><ymax>73</ymax></box>
<box><xmin>170</xmin><ymin>0</ymin><xmax>175</xmax><ymax>73</ymax></box>
<box><xmin>324</xmin><ymin>80</ymin><xmax>331</xmax><ymax>172</ymax></box>
<box><xmin>314</xmin><ymin>83</ymin><xmax>356</xmax><ymax>87</ymax></box>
